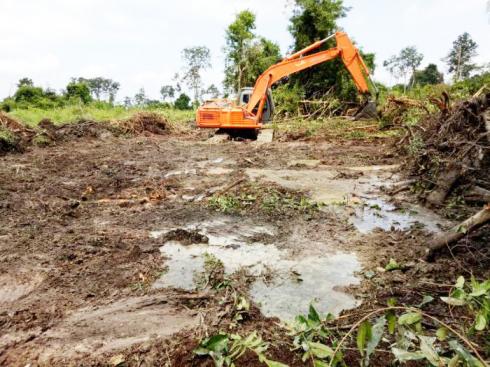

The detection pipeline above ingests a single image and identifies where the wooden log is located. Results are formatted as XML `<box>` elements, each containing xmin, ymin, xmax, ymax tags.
<box><xmin>464</xmin><ymin>186</ymin><xmax>490</xmax><ymax>203</ymax></box>
<box><xmin>426</xmin><ymin>164</ymin><xmax>461</xmax><ymax>206</ymax></box>
<box><xmin>424</xmin><ymin>205</ymin><xmax>490</xmax><ymax>261</ymax></box>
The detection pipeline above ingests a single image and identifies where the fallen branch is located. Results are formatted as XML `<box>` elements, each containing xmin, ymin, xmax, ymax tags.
<box><xmin>425</xmin><ymin>163</ymin><xmax>462</xmax><ymax>206</ymax></box>
<box><xmin>424</xmin><ymin>204</ymin><xmax>490</xmax><ymax>261</ymax></box>
<box><xmin>464</xmin><ymin>186</ymin><xmax>490</xmax><ymax>203</ymax></box>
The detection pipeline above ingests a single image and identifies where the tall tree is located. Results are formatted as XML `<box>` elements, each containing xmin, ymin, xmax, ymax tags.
<box><xmin>444</xmin><ymin>32</ymin><xmax>478</xmax><ymax>81</ymax></box>
<box><xmin>288</xmin><ymin>0</ymin><xmax>370</xmax><ymax>101</ymax></box>
<box><xmin>181</xmin><ymin>46</ymin><xmax>211</xmax><ymax>102</ymax></box>
<box><xmin>224</xmin><ymin>10</ymin><xmax>256</xmax><ymax>93</ymax></box>
<box><xmin>383</xmin><ymin>46</ymin><xmax>423</xmax><ymax>90</ymax></box>
<box><xmin>65</xmin><ymin>81</ymin><xmax>92</xmax><ymax>104</ymax></box>
<box><xmin>203</xmin><ymin>84</ymin><xmax>220</xmax><ymax>100</ymax></box>
<box><xmin>411</xmin><ymin>64</ymin><xmax>444</xmax><ymax>86</ymax></box>
<box><xmin>74</xmin><ymin>77</ymin><xmax>120</xmax><ymax>102</ymax></box>
<box><xmin>160</xmin><ymin>85</ymin><xmax>175</xmax><ymax>101</ymax></box>
<box><xmin>134</xmin><ymin>88</ymin><xmax>147</xmax><ymax>106</ymax></box>
<box><xmin>17</xmin><ymin>78</ymin><xmax>34</xmax><ymax>88</ymax></box>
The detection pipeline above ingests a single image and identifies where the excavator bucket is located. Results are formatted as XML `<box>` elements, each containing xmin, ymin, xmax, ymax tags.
<box><xmin>353</xmin><ymin>99</ymin><xmax>378</xmax><ymax>120</ymax></box>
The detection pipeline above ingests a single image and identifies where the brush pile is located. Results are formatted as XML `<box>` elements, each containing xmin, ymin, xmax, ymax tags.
<box><xmin>405</xmin><ymin>92</ymin><xmax>490</xmax><ymax>207</ymax></box>
<box><xmin>116</xmin><ymin>112</ymin><xmax>167</xmax><ymax>135</ymax></box>
<box><xmin>0</xmin><ymin>112</ymin><xmax>35</xmax><ymax>153</ymax></box>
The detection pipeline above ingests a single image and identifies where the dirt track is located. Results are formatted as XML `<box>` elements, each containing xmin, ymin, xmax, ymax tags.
<box><xmin>1</xmin><ymin>128</ymin><xmax>488</xmax><ymax>366</ymax></box>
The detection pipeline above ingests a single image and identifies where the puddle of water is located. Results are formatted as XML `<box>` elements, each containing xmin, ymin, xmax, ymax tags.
<box><xmin>350</xmin><ymin>197</ymin><xmax>445</xmax><ymax>233</ymax></box>
<box><xmin>164</xmin><ymin>169</ymin><xmax>197</xmax><ymax>178</ymax></box>
<box><xmin>245</xmin><ymin>167</ymin><xmax>447</xmax><ymax>233</ymax></box>
<box><xmin>250</xmin><ymin>254</ymin><xmax>359</xmax><ymax>320</ymax></box>
<box><xmin>151</xmin><ymin>218</ymin><xmax>360</xmax><ymax>321</ymax></box>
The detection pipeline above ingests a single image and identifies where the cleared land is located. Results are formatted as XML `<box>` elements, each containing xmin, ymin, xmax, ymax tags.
<box><xmin>0</xmin><ymin>115</ymin><xmax>488</xmax><ymax>366</ymax></box>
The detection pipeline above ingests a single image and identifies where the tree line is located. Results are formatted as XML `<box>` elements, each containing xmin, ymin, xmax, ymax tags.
<box><xmin>1</xmin><ymin>0</ymin><xmax>487</xmax><ymax>114</ymax></box>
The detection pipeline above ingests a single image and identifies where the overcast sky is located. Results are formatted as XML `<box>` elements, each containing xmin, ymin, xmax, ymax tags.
<box><xmin>1</xmin><ymin>0</ymin><xmax>488</xmax><ymax>101</ymax></box>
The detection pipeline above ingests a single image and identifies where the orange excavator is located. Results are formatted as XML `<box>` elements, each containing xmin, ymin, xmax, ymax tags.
<box><xmin>196</xmin><ymin>31</ymin><xmax>377</xmax><ymax>130</ymax></box>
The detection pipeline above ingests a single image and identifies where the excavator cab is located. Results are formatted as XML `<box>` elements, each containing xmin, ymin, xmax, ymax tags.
<box><xmin>238</xmin><ymin>88</ymin><xmax>275</xmax><ymax>122</ymax></box>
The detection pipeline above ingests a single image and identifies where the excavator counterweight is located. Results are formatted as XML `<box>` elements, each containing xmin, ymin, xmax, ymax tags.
<box><xmin>196</xmin><ymin>32</ymin><xmax>376</xmax><ymax>130</ymax></box>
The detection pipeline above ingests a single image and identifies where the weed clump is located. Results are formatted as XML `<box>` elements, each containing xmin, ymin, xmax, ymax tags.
<box><xmin>208</xmin><ymin>181</ymin><xmax>320</xmax><ymax>216</ymax></box>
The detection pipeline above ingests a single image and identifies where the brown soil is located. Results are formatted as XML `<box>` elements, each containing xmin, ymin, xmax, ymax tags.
<box><xmin>0</xmin><ymin>122</ymin><xmax>488</xmax><ymax>366</ymax></box>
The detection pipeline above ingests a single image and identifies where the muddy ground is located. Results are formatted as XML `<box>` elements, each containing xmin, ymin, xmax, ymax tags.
<box><xmin>0</xmin><ymin>124</ymin><xmax>489</xmax><ymax>366</ymax></box>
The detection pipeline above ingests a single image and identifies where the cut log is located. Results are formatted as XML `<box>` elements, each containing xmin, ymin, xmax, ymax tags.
<box><xmin>464</xmin><ymin>186</ymin><xmax>490</xmax><ymax>203</ymax></box>
<box><xmin>426</xmin><ymin>164</ymin><xmax>461</xmax><ymax>206</ymax></box>
<box><xmin>424</xmin><ymin>205</ymin><xmax>490</xmax><ymax>261</ymax></box>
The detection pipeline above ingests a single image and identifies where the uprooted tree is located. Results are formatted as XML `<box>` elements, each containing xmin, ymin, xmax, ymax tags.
<box><xmin>399</xmin><ymin>92</ymin><xmax>490</xmax><ymax>259</ymax></box>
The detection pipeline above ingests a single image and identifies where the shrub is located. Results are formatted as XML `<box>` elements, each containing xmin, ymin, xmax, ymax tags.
<box><xmin>65</xmin><ymin>82</ymin><xmax>92</xmax><ymax>104</ymax></box>
<box><xmin>174</xmin><ymin>93</ymin><xmax>192</xmax><ymax>110</ymax></box>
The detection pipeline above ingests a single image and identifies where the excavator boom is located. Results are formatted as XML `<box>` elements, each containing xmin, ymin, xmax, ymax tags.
<box><xmin>197</xmin><ymin>31</ymin><xmax>374</xmax><ymax>129</ymax></box>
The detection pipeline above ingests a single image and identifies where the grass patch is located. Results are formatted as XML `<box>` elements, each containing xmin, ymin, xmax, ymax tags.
<box><xmin>272</xmin><ymin>117</ymin><xmax>400</xmax><ymax>140</ymax></box>
<box><xmin>208</xmin><ymin>181</ymin><xmax>321</xmax><ymax>215</ymax></box>
<box><xmin>8</xmin><ymin>105</ymin><xmax>195</xmax><ymax>127</ymax></box>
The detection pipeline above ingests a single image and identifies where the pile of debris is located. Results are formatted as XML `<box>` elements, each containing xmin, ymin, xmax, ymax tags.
<box><xmin>116</xmin><ymin>112</ymin><xmax>167</xmax><ymax>135</ymax></box>
<box><xmin>0</xmin><ymin>112</ymin><xmax>171</xmax><ymax>155</ymax></box>
<box><xmin>405</xmin><ymin>92</ymin><xmax>489</xmax><ymax>207</ymax></box>
<box><xmin>0</xmin><ymin>112</ymin><xmax>35</xmax><ymax>153</ymax></box>
<box><xmin>399</xmin><ymin>93</ymin><xmax>490</xmax><ymax>260</ymax></box>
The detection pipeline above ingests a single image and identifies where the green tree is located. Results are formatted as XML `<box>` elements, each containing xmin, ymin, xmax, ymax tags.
<box><xmin>288</xmin><ymin>0</ymin><xmax>372</xmax><ymax>101</ymax></box>
<box><xmin>160</xmin><ymin>85</ymin><xmax>175</xmax><ymax>101</ymax></box>
<box><xmin>65</xmin><ymin>81</ymin><xmax>92</xmax><ymax>104</ymax></box>
<box><xmin>444</xmin><ymin>32</ymin><xmax>478</xmax><ymax>82</ymax></box>
<box><xmin>384</xmin><ymin>46</ymin><xmax>423</xmax><ymax>90</ymax></box>
<box><xmin>224</xmin><ymin>10</ymin><xmax>256</xmax><ymax>93</ymax></box>
<box><xmin>14</xmin><ymin>85</ymin><xmax>44</xmax><ymax>104</ymax></box>
<box><xmin>203</xmin><ymin>84</ymin><xmax>220</xmax><ymax>100</ymax></box>
<box><xmin>181</xmin><ymin>46</ymin><xmax>211</xmax><ymax>102</ymax></box>
<box><xmin>224</xmin><ymin>11</ymin><xmax>282</xmax><ymax>94</ymax></box>
<box><xmin>17</xmin><ymin>77</ymin><xmax>34</xmax><ymax>88</ymax></box>
<box><xmin>174</xmin><ymin>93</ymin><xmax>191</xmax><ymax>110</ymax></box>
<box><xmin>75</xmin><ymin>77</ymin><xmax>120</xmax><ymax>103</ymax></box>
<box><xmin>134</xmin><ymin>88</ymin><xmax>147</xmax><ymax>106</ymax></box>
<box><xmin>411</xmin><ymin>64</ymin><xmax>444</xmax><ymax>86</ymax></box>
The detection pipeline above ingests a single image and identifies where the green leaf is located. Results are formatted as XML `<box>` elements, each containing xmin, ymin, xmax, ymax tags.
<box><xmin>417</xmin><ymin>295</ymin><xmax>434</xmax><ymax>308</ymax></box>
<box><xmin>469</xmin><ymin>280</ymin><xmax>490</xmax><ymax>297</ymax></box>
<box><xmin>356</xmin><ymin>320</ymin><xmax>372</xmax><ymax>356</ymax></box>
<box><xmin>386</xmin><ymin>312</ymin><xmax>396</xmax><ymax>334</ymax></box>
<box><xmin>365</xmin><ymin>317</ymin><xmax>386</xmax><ymax>361</ymax></box>
<box><xmin>200</xmin><ymin>333</ymin><xmax>229</xmax><ymax>353</ymax></box>
<box><xmin>441</xmin><ymin>296</ymin><xmax>466</xmax><ymax>306</ymax></box>
<box><xmin>391</xmin><ymin>347</ymin><xmax>425</xmax><ymax>362</ymax></box>
<box><xmin>448</xmin><ymin>354</ymin><xmax>460</xmax><ymax>367</ymax></box>
<box><xmin>308</xmin><ymin>304</ymin><xmax>321</xmax><ymax>324</ymax></box>
<box><xmin>313</xmin><ymin>360</ymin><xmax>330</xmax><ymax>367</ymax></box>
<box><xmin>474</xmin><ymin>311</ymin><xmax>487</xmax><ymax>331</ymax></box>
<box><xmin>448</xmin><ymin>340</ymin><xmax>485</xmax><ymax>367</ymax></box>
<box><xmin>309</xmin><ymin>342</ymin><xmax>334</xmax><ymax>359</ymax></box>
<box><xmin>387</xmin><ymin>298</ymin><xmax>397</xmax><ymax>307</ymax></box>
<box><xmin>455</xmin><ymin>276</ymin><xmax>465</xmax><ymax>289</ymax></box>
<box><xmin>419</xmin><ymin>336</ymin><xmax>440</xmax><ymax>366</ymax></box>
<box><xmin>436</xmin><ymin>327</ymin><xmax>448</xmax><ymax>341</ymax></box>
<box><xmin>398</xmin><ymin>312</ymin><xmax>422</xmax><ymax>326</ymax></box>
<box><xmin>385</xmin><ymin>258</ymin><xmax>401</xmax><ymax>271</ymax></box>
<box><xmin>264</xmin><ymin>359</ymin><xmax>289</xmax><ymax>367</ymax></box>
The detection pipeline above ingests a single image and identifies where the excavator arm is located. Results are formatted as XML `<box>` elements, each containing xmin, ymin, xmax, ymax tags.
<box><xmin>196</xmin><ymin>31</ymin><xmax>375</xmax><ymax>129</ymax></box>
<box><xmin>247</xmin><ymin>32</ymin><xmax>373</xmax><ymax>122</ymax></box>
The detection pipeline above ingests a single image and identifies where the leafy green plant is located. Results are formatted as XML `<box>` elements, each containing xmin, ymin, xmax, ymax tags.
<box><xmin>208</xmin><ymin>195</ymin><xmax>241</xmax><ymax>213</ymax></box>
<box><xmin>286</xmin><ymin>305</ymin><xmax>343</xmax><ymax>366</ymax></box>
<box><xmin>194</xmin><ymin>252</ymin><xmax>228</xmax><ymax>290</ymax></box>
<box><xmin>194</xmin><ymin>332</ymin><xmax>287</xmax><ymax>367</ymax></box>
<box><xmin>441</xmin><ymin>276</ymin><xmax>490</xmax><ymax>332</ymax></box>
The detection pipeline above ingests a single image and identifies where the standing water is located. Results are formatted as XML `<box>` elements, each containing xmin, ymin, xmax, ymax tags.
<box><xmin>151</xmin><ymin>218</ymin><xmax>360</xmax><ymax>321</ymax></box>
